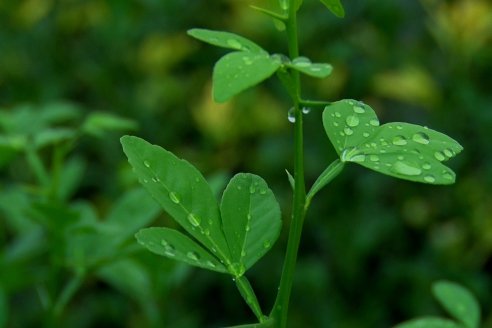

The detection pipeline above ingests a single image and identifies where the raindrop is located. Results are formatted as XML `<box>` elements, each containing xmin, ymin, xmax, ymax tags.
<box><xmin>292</xmin><ymin>56</ymin><xmax>311</xmax><ymax>68</ymax></box>
<box><xmin>207</xmin><ymin>261</ymin><xmax>216</xmax><ymax>268</ymax></box>
<box><xmin>333</xmin><ymin>122</ymin><xmax>339</xmax><ymax>127</ymax></box>
<box><xmin>142</xmin><ymin>179</ymin><xmax>149</xmax><ymax>183</ymax></box>
<box><xmin>396</xmin><ymin>125</ymin><xmax>403</xmax><ymax>130</ymax></box>
<box><xmin>241</xmin><ymin>250</ymin><xmax>246</xmax><ymax>257</ymax></box>
<box><xmin>335</xmin><ymin>112</ymin><xmax>341</xmax><ymax>118</ymax></box>
<box><xmin>144</xmin><ymin>160</ymin><xmax>151</xmax><ymax>168</ymax></box>
<box><xmin>302</xmin><ymin>107</ymin><xmax>311</xmax><ymax>114</ymax></box>
<box><xmin>443</xmin><ymin>148</ymin><xmax>454</xmax><ymax>158</ymax></box>
<box><xmin>392</xmin><ymin>161</ymin><xmax>422</xmax><ymax>176</ymax></box>
<box><xmin>412</xmin><ymin>132</ymin><xmax>430</xmax><ymax>145</ymax></box>
<box><xmin>187</xmin><ymin>213</ymin><xmax>201</xmax><ymax>227</ymax></box>
<box><xmin>186</xmin><ymin>251</ymin><xmax>199</xmax><ymax>261</ymax></box>
<box><xmin>397</xmin><ymin>155</ymin><xmax>404</xmax><ymax>160</ymax></box>
<box><xmin>245</xmin><ymin>225</ymin><xmax>251</xmax><ymax>232</ymax></box>
<box><xmin>242</xmin><ymin>56</ymin><xmax>253</xmax><ymax>65</ymax></box>
<box><xmin>363</xmin><ymin>132</ymin><xmax>370</xmax><ymax>137</ymax></box>
<box><xmin>227</xmin><ymin>39</ymin><xmax>242</xmax><ymax>49</ymax></box>
<box><xmin>350</xmin><ymin>154</ymin><xmax>366</xmax><ymax>162</ymax></box>
<box><xmin>346</xmin><ymin>115</ymin><xmax>360</xmax><ymax>127</ymax></box>
<box><xmin>353</xmin><ymin>106</ymin><xmax>365</xmax><ymax>114</ymax></box>
<box><xmin>247</xmin><ymin>213</ymin><xmax>252</xmax><ymax>220</ymax></box>
<box><xmin>369</xmin><ymin>119</ymin><xmax>379</xmax><ymax>126</ymax></box>
<box><xmin>369</xmin><ymin>155</ymin><xmax>379</xmax><ymax>162</ymax></box>
<box><xmin>443</xmin><ymin>172</ymin><xmax>454</xmax><ymax>180</ymax></box>
<box><xmin>263</xmin><ymin>240</ymin><xmax>271</xmax><ymax>249</ymax></box>
<box><xmin>152</xmin><ymin>176</ymin><xmax>160</xmax><ymax>183</ymax></box>
<box><xmin>160</xmin><ymin>240</ymin><xmax>169</xmax><ymax>247</ymax></box>
<box><xmin>424</xmin><ymin>175</ymin><xmax>436</xmax><ymax>183</ymax></box>
<box><xmin>434</xmin><ymin>151</ymin><xmax>446</xmax><ymax>161</ymax></box>
<box><xmin>422</xmin><ymin>163</ymin><xmax>432</xmax><ymax>170</ymax></box>
<box><xmin>259</xmin><ymin>189</ymin><xmax>267</xmax><ymax>195</ymax></box>
<box><xmin>249</xmin><ymin>185</ymin><xmax>256</xmax><ymax>194</ymax></box>
<box><xmin>392</xmin><ymin>136</ymin><xmax>408</xmax><ymax>146</ymax></box>
<box><xmin>287</xmin><ymin>107</ymin><xmax>296</xmax><ymax>123</ymax></box>
<box><xmin>344</xmin><ymin>127</ymin><xmax>354</xmax><ymax>135</ymax></box>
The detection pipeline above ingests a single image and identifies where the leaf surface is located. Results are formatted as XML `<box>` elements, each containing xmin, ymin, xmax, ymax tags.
<box><xmin>220</xmin><ymin>173</ymin><xmax>281</xmax><ymax>273</ymax></box>
<box><xmin>187</xmin><ymin>29</ymin><xmax>264</xmax><ymax>53</ymax></box>
<box><xmin>287</xmin><ymin>57</ymin><xmax>332</xmax><ymax>78</ymax></box>
<box><xmin>394</xmin><ymin>317</ymin><xmax>462</xmax><ymax>328</ymax></box>
<box><xmin>136</xmin><ymin>227</ymin><xmax>227</xmax><ymax>273</ymax></box>
<box><xmin>323</xmin><ymin>100</ymin><xmax>463</xmax><ymax>184</ymax></box>
<box><xmin>319</xmin><ymin>0</ymin><xmax>345</xmax><ymax>17</ymax></box>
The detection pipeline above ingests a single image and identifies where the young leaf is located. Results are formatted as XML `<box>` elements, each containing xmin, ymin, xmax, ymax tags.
<box><xmin>83</xmin><ymin>112</ymin><xmax>137</xmax><ymax>137</ymax></box>
<box><xmin>432</xmin><ymin>281</ymin><xmax>480</xmax><ymax>328</ymax></box>
<box><xmin>286</xmin><ymin>57</ymin><xmax>333</xmax><ymax>78</ymax></box>
<box><xmin>306</xmin><ymin>159</ymin><xmax>345</xmax><ymax>202</ymax></box>
<box><xmin>394</xmin><ymin>317</ymin><xmax>463</xmax><ymax>328</ymax></box>
<box><xmin>121</xmin><ymin>136</ymin><xmax>231</xmax><ymax>262</ymax></box>
<box><xmin>319</xmin><ymin>0</ymin><xmax>345</xmax><ymax>18</ymax></box>
<box><xmin>187</xmin><ymin>28</ymin><xmax>265</xmax><ymax>53</ymax></box>
<box><xmin>220</xmin><ymin>173</ymin><xmax>281</xmax><ymax>273</ymax></box>
<box><xmin>136</xmin><ymin>227</ymin><xmax>228</xmax><ymax>274</ymax></box>
<box><xmin>213</xmin><ymin>52</ymin><xmax>281</xmax><ymax>102</ymax></box>
<box><xmin>322</xmin><ymin>100</ymin><xmax>463</xmax><ymax>185</ymax></box>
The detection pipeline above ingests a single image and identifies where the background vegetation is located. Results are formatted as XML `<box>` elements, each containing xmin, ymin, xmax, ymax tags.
<box><xmin>1</xmin><ymin>0</ymin><xmax>491</xmax><ymax>327</ymax></box>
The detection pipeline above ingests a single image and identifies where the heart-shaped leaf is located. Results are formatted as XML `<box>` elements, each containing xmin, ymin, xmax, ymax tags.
<box><xmin>121</xmin><ymin>136</ymin><xmax>231</xmax><ymax>263</ymax></box>
<box><xmin>394</xmin><ymin>317</ymin><xmax>463</xmax><ymax>328</ymax></box>
<box><xmin>319</xmin><ymin>0</ymin><xmax>345</xmax><ymax>18</ymax></box>
<box><xmin>286</xmin><ymin>57</ymin><xmax>333</xmax><ymax>78</ymax></box>
<box><xmin>213</xmin><ymin>52</ymin><xmax>281</xmax><ymax>102</ymax></box>
<box><xmin>136</xmin><ymin>227</ymin><xmax>228</xmax><ymax>274</ymax></box>
<box><xmin>432</xmin><ymin>281</ymin><xmax>480</xmax><ymax>328</ymax></box>
<box><xmin>220</xmin><ymin>173</ymin><xmax>281</xmax><ymax>275</ymax></box>
<box><xmin>187</xmin><ymin>28</ymin><xmax>265</xmax><ymax>53</ymax></box>
<box><xmin>323</xmin><ymin>100</ymin><xmax>463</xmax><ymax>184</ymax></box>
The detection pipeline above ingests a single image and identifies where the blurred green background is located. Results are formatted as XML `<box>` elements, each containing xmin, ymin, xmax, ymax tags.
<box><xmin>1</xmin><ymin>0</ymin><xmax>491</xmax><ymax>327</ymax></box>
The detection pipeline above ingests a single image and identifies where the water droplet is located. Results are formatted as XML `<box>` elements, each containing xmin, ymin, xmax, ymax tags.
<box><xmin>227</xmin><ymin>39</ymin><xmax>242</xmax><ymax>49</ymax></box>
<box><xmin>339</xmin><ymin>131</ymin><xmax>345</xmax><ymax>137</ymax></box>
<box><xmin>169</xmin><ymin>192</ymin><xmax>180</xmax><ymax>204</ymax></box>
<box><xmin>152</xmin><ymin>176</ymin><xmax>160</xmax><ymax>183</ymax></box>
<box><xmin>263</xmin><ymin>240</ymin><xmax>271</xmax><ymax>249</ymax></box>
<box><xmin>412</xmin><ymin>132</ymin><xmax>430</xmax><ymax>145</ymax></box>
<box><xmin>392</xmin><ymin>135</ymin><xmax>408</xmax><ymax>146</ymax></box>
<box><xmin>186</xmin><ymin>251</ymin><xmax>199</xmax><ymax>261</ymax></box>
<box><xmin>396</xmin><ymin>125</ymin><xmax>403</xmax><ymax>130</ymax></box>
<box><xmin>287</xmin><ymin>107</ymin><xmax>295</xmax><ymax>123</ymax></box>
<box><xmin>443</xmin><ymin>172</ymin><xmax>454</xmax><ymax>180</ymax></box>
<box><xmin>443</xmin><ymin>148</ymin><xmax>454</xmax><ymax>158</ymax></box>
<box><xmin>292</xmin><ymin>56</ymin><xmax>311</xmax><ymax>68</ymax></box>
<box><xmin>187</xmin><ymin>213</ymin><xmax>201</xmax><ymax>227</ymax></box>
<box><xmin>333</xmin><ymin>122</ymin><xmax>339</xmax><ymax>127</ymax></box>
<box><xmin>245</xmin><ymin>225</ymin><xmax>251</xmax><ymax>232</ymax></box>
<box><xmin>204</xmin><ymin>229</ymin><xmax>210</xmax><ymax>236</ymax></box>
<box><xmin>144</xmin><ymin>160</ymin><xmax>151</xmax><ymax>168</ymax></box>
<box><xmin>422</xmin><ymin>163</ymin><xmax>432</xmax><ymax>170</ymax></box>
<box><xmin>369</xmin><ymin>155</ymin><xmax>379</xmax><ymax>162</ymax></box>
<box><xmin>392</xmin><ymin>161</ymin><xmax>422</xmax><ymax>176</ymax></box>
<box><xmin>249</xmin><ymin>185</ymin><xmax>256</xmax><ymax>194</ymax></box>
<box><xmin>247</xmin><ymin>213</ymin><xmax>252</xmax><ymax>221</ymax></box>
<box><xmin>161</xmin><ymin>239</ymin><xmax>169</xmax><ymax>247</ymax></box>
<box><xmin>242</xmin><ymin>56</ymin><xmax>253</xmax><ymax>65</ymax></box>
<box><xmin>353</xmin><ymin>106</ymin><xmax>365</xmax><ymax>114</ymax></box>
<box><xmin>397</xmin><ymin>155</ymin><xmax>404</xmax><ymax>160</ymax></box>
<box><xmin>206</xmin><ymin>261</ymin><xmax>216</xmax><ymax>268</ymax></box>
<box><xmin>344</xmin><ymin>127</ymin><xmax>354</xmax><ymax>135</ymax></box>
<box><xmin>335</xmin><ymin>112</ymin><xmax>341</xmax><ymax>118</ymax></box>
<box><xmin>260</xmin><ymin>189</ymin><xmax>267</xmax><ymax>195</ymax></box>
<box><xmin>142</xmin><ymin>179</ymin><xmax>149</xmax><ymax>183</ymax></box>
<box><xmin>350</xmin><ymin>154</ymin><xmax>366</xmax><ymax>162</ymax></box>
<box><xmin>345</xmin><ymin>115</ymin><xmax>360</xmax><ymax>127</ymax></box>
<box><xmin>424</xmin><ymin>175</ymin><xmax>435</xmax><ymax>183</ymax></box>
<box><xmin>366</xmin><ymin>119</ymin><xmax>378</xmax><ymax>127</ymax></box>
<box><xmin>302</xmin><ymin>107</ymin><xmax>311</xmax><ymax>114</ymax></box>
<box><xmin>241</xmin><ymin>250</ymin><xmax>246</xmax><ymax>257</ymax></box>
<box><xmin>434</xmin><ymin>151</ymin><xmax>446</xmax><ymax>161</ymax></box>
<box><xmin>363</xmin><ymin>132</ymin><xmax>370</xmax><ymax>137</ymax></box>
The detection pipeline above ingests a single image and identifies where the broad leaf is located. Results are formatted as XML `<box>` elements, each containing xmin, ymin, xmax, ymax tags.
<box><xmin>187</xmin><ymin>29</ymin><xmax>264</xmax><ymax>53</ymax></box>
<box><xmin>320</xmin><ymin>0</ymin><xmax>345</xmax><ymax>18</ymax></box>
<box><xmin>287</xmin><ymin>57</ymin><xmax>333</xmax><ymax>78</ymax></box>
<box><xmin>394</xmin><ymin>317</ymin><xmax>463</xmax><ymax>328</ymax></box>
<box><xmin>323</xmin><ymin>100</ymin><xmax>463</xmax><ymax>185</ymax></box>
<box><xmin>121</xmin><ymin>136</ymin><xmax>231</xmax><ymax>262</ymax></box>
<box><xmin>136</xmin><ymin>227</ymin><xmax>227</xmax><ymax>274</ymax></box>
<box><xmin>220</xmin><ymin>173</ymin><xmax>281</xmax><ymax>274</ymax></box>
<box><xmin>213</xmin><ymin>52</ymin><xmax>281</xmax><ymax>102</ymax></box>
<box><xmin>432</xmin><ymin>281</ymin><xmax>480</xmax><ymax>328</ymax></box>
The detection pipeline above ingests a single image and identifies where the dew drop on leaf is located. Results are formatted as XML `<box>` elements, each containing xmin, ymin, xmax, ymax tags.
<box><xmin>226</xmin><ymin>39</ymin><xmax>242</xmax><ymax>50</ymax></box>
<box><xmin>422</xmin><ymin>163</ymin><xmax>432</xmax><ymax>170</ymax></box>
<box><xmin>206</xmin><ymin>260</ymin><xmax>216</xmax><ymax>268</ymax></box>
<box><xmin>392</xmin><ymin>135</ymin><xmax>408</xmax><ymax>146</ymax></box>
<box><xmin>392</xmin><ymin>161</ymin><xmax>422</xmax><ymax>176</ymax></box>
<box><xmin>350</xmin><ymin>154</ymin><xmax>366</xmax><ymax>162</ymax></box>
<box><xmin>369</xmin><ymin>155</ymin><xmax>379</xmax><ymax>162</ymax></box>
<box><xmin>187</xmin><ymin>213</ymin><xmax>201</xmax><ymax>227</ymax></box>
<box><xmin>424</xmin><ymin>175</ymin><xmax>436</xmax><ymax>183</ymax></box>
<box><xmin>369</xmin><ymin>119</ymin><xmax>379</xmax><ymax>126</ymax></box>
<box><xmin>353</xmin><ymin>105</ymin><xmax>365</xmax><ymax>114</ymax></box>
<box><xmin>412</xmin><ymin>132</ymin><xmax>430</xmax><ymax>145</ymax></box>
<box><xmin>345</xmin><ymin>115</ymin><xmax>360</xmax><ymax>127</ymax></box>
<box><xmin>263</xmin><ymin>240</ymin><xmax>271</xmax><ymax>249</ymax></box>
<box><xmin>186</xmin><ymin>251</ymin><xmax>199</xmax><ymax>261</ymax></box>
<box><xmin>249</xmin><ymin>185</ymin><xmax>256</xmax><ymax>194</ymax></box>
<box><xmin>143</xmin><ymin>160</ymin><xmax>151</xmax><ymax>168</ymax></box>
<box><xmin>443</xmin><ymin>148</ymin><xmax>454</xmax><ymax>158</ymax></box>
<box><xmin>335</xmin><ymin>112</ymin><xmax>341</xmax><ymax>118</ymax></box>
<box><xmin>152</xmin><ymin>176</ymin><xmax>160</xmax><ymax>182</ymax></box>
<box><xmin>443</xmin><ymin>172</ymin><xmax>454</xmax><ymax>180</ymax></box>
<box><xmin>434</xmin><ymin>151</ymin><xmax>446</xmax><ymax>161</ymax></box>
<box><xmin>344</xmin><ymin>127</ymin><xmax>354</xmax><ymax>135</ymax></box>
<box><xmin>169</xmin><ymin>192</ymin><xmax>180</xmax><ymax>204</ymax></box>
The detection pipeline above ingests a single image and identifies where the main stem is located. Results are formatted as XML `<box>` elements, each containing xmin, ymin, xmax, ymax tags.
<box><xmin>270</xmin><ymin>3</ymin><xmax>306</xmax><ymax>327</ymax></box>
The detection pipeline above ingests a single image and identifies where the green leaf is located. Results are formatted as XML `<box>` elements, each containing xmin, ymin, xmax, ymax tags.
<box><xmin>213</xmin><ymin>52</ymin><xmax>281</xmax><ymax>102</ymax></box>
<box><xmin>220</xmin><ymin>173</ymin><xmax>281</xmax><ymax>273</ymax></box>
<box><xmin>136</xmin><ymin>227</ymin><xmax>228</xmax><ymax>274</ymax></box>
<box><xmin>319</xmin><ymin>0</ymin><xmax>345</xmax><ymax>18</ymax></box>
<box><xmin>322</xmin><ymin>99</ymin><xmax>463</xmax><ymax>185</ymax></box>
<box><xmin>432</xmin><ymin>281</ymin><xmax>480</xmax><ymax>328</ymax></box>
<box><xmin>187</xmin><ymin>28</ymin><xmax>264</xmax><ymax>53</ymax></box>
<box><xmin>0</xmin><ymin>287</ymin><xmax>8</xmax><ymax>328</ymax></box>
<box><xmin>121</xmin><ymin>136</ymin><xmax>231</xmax><ymax>262</ymax></box>
<box><xmin>83</xmin><ymin>112</ymin><xmax>137</xmax><ymax>137</ymax></box>
<box><xmin>34</xmin><ymin>128</ymin><xmax>76</xmax><ymax>148</ymax></box>
<box><xmin>286</xmin><ymin>57</ymin><xmax>333</xmax><ymax>78</ymax></box>
<box><xmin>285</xmin><ymin>169</ymin><xmax>295</xmax><ymax>190</ymax></box>
<box><xmin>394</xmin><ymin>317</ymin><xmax>463</xmax><ymax>328</ymax></box>
<box><xmin>306</xmin><ymin>159</ymin><xmax>345</xmax><ymax>202</ymax></box>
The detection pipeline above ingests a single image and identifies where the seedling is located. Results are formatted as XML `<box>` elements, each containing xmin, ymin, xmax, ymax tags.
<box><xmin>121</xmin><ymin>1</ymin><xmax>466</xmax><ymax>327</ymax></box>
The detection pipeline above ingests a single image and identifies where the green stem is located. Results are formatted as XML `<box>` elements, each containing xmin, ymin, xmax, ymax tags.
<box><xmin>235</xmin><ymin>276</ymin><xmax>265</xmax><ymax>323</ymax></box>
<box><xmin>270</xmin><ymin>2</ymin><xmax>306</xmax><ymax>327</ymax></box>
<box><xmin>52</xmin><ymin>270</ymin><xmax>85</xmax><ymax>319</ymax></box>
<box><xmin>299</xmin><ymin>99</ymin><xmax>332</xmax><ymax>108</ymax></box>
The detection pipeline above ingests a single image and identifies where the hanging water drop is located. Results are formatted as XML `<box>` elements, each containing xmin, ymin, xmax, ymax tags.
<box><xmin>345</xmin><ymin>115</ymin><xmax>360</xmax><ymax>127</ymax></box>
<box><xmin>187</xmin><ymin>213</ymin><xmax>201</xmax><ymax>227</ymax></box>
<box><xmin>287</xmin><ymin>107</ymin><xmax>296</xmax><ymax>123</ymax></box>
<box><xmin>392</xmin><ymin>135</ymin><xmax>408</xmax><ymax>146</ymax></box>
<box><xmin>412</xmin><ymin>132</ymin><xmax>430</xmax><ymax>145</ymax></box>
<box><xmin>302</xmin><ymin>107</ymin><xmax>311</xmax><ymax>114</ymax></box>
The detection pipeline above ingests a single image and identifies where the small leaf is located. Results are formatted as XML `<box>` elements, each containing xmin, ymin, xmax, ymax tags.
<box><xmin>319</xmin><ymin>0</ymin><xmax>345</xmax><ymax>18</ymax></box>
<box><xmin>136</xmin><ymin>227</ymin><xmax>228</xmax><ymax>274</ymax></box>
<box><xmin>213</xmin><ymin>52</ymin><xmax>281</xmax><ymax>102</ymax></box>
<box><xmin>83</xmin><ymin>112</ymin><xmax>137</xmax><ymax>137</ymax></box>
<box><xmin>322</xmin><ymin>100</ymin><xmax>463</xmax><ymax>185</ymax></box>
<box><xmin>394</xmin><ymin>317</ymin><xmax>463</xmax><ymax>328</ymax></box>
<box><xmin>287</xmin><ymin>57</ymin><xmax>333</xmax><ymax>78</ymax></box>
<box><xmin>306</xmin><ymin>159</ymin><xmax>345</xmax><ymax>201</ymax></box>
<box><xmin>220</xmin><ymin>173</ymin><xmax>281</xmax><ymax>273</ymax></box>
<box><xmin>187</xmin><ymin>28</ymin><xmax>264</xmax><ymax>53</ymax></box>
<box><xmin>34</xmin><ymin>128</ymin><xmax>76</xmax><ymax>148</ymax></box>
<box><xmin>121</xmin><ymin>136</ymin><xmax>231</xmax><ymax>262</ymax></box>
<box><xmin>285</xmin><ymin>169</ymin><xmax>295</xmax><ymax>190</ymax></box>
<box><xmin>432</xmin><ymin>281</ymin><xmax>480</xmax><ymax>328</ymax></box>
